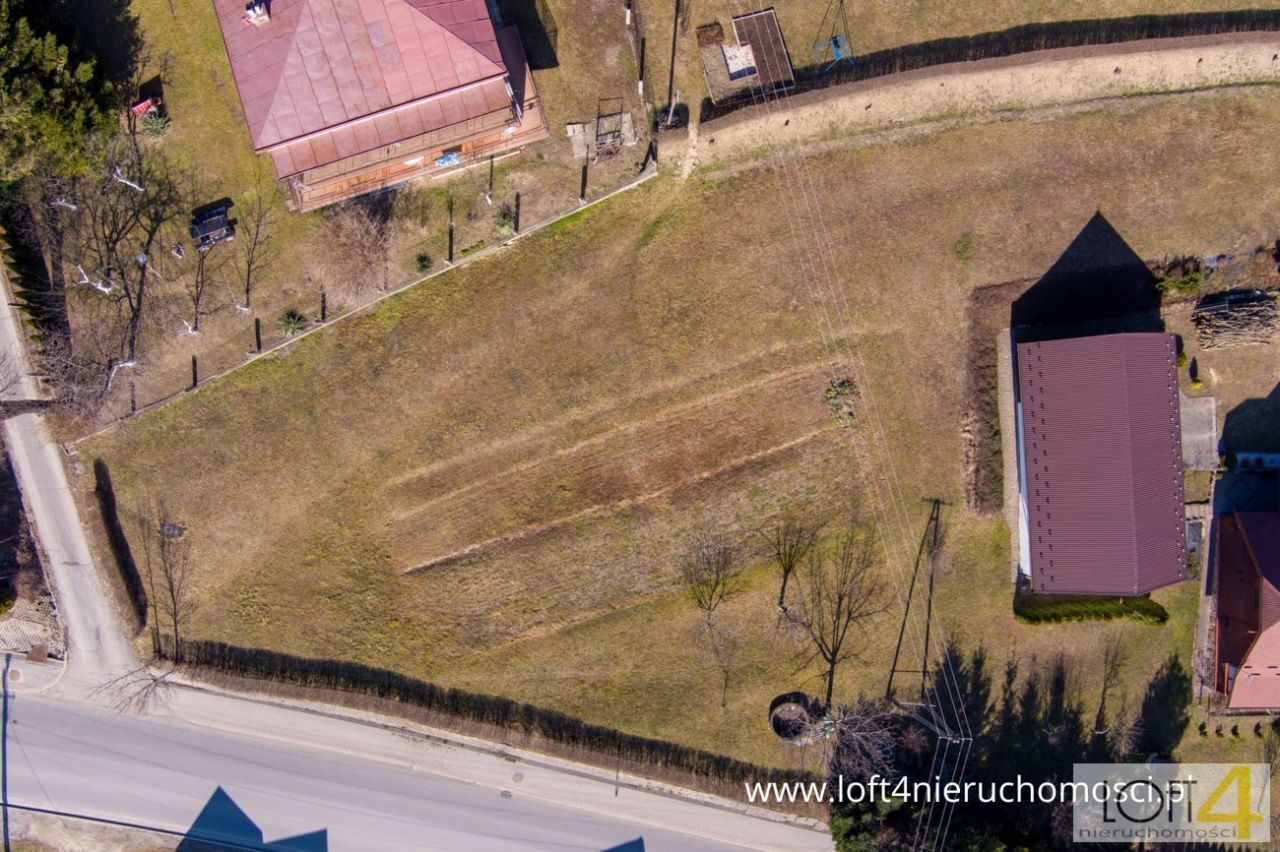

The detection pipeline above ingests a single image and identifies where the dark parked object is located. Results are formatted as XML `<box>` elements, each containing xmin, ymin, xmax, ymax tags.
<box><xmin>189</xmin><ymin>204</ymin><xmax>235</xmax><ymax>251</ymax></box>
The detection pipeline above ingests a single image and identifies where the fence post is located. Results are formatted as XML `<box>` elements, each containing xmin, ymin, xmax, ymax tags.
<box><xmin>514</xmin><ymin>192</ymin><xmax>521</xmax><ymax>234</ymax></box>
<box><xmin>190</xmin><ymin>355</ymin><xmax>198</xmax><ymax>390</ymax></box>
<box><xmin>254</xmin><ymin>316</ymin><xmax>262</xmax><ymax>352</ymax></box>
<box><xmin>580</xmin><ymin>163</ymin><xmax>589</xmax><ymax>203</ymax></box>
<box><xmin>447</xmin><ymin>196</ymin><xmax>455</xmax><ymax>264</ymax></box>
<box><xmin>321</xmin><ymin>289</ymin><xmax>327</xmax><ymax>322</ymax></box>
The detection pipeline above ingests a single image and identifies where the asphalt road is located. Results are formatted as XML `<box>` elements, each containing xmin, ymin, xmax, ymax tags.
<box><xmin>5</xmin><ymin>693</ymin><xmax>763</xmax><ymax>851</ymax></box>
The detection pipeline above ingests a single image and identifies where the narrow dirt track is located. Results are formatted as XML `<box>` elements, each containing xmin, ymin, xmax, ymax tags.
<box><xmin>680</xmin><ymin>31</ymin><xmax>1280</xmax><ymax>170</ymax></box>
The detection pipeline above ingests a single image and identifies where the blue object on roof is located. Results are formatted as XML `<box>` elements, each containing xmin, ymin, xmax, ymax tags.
<box><xmin>434</xmin><ymin>151</ymin><xmax>461</xmax><ymax>167</ymax></box>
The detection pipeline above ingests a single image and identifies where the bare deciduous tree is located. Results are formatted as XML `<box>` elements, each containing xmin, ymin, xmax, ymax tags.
<box><xmin>700</xmin><ymin>619</ymin><xmax>746</xmax><ymax>710</ymax></box>
<box><xmin>809</xmin><ymin>697</ymin><xmax>897</xmax><ymax>782</ymax></box>
<box><xmin>61</xmin><ymin>133</ymin><xmax>185</xmax><ymax>362</ymax></box>
<box><xmin>29</xmin><ymin>133</ymin><xmax>186</xmax><ymax>415</ymax></box>
<box><xmin>235</xmin><ymin>166</ymin><xmax>276</xmax><ymax>311</ymax></box>
<box><xmin>1106</xmin><ymin>700</ymin><xmax>1143</xmax><ymax>761</ymax></box>
<box><xmin>183</xmin><ymin>244</ymin><xmax>226</xmax><ymax>333</ymax></box>
<box><xmin>680</xmin><ymin>536</ymin><xmax>742</xmax><ymax>622</ymax></box>
<box><xmin>760</xmin><ymin>515</ymin><xmax>822</xmax><ymax>612</ymax></box>
<box><xmin>141</xmin><ymin>502</ymin><xmax>197</xmax><ymax>662</ymax></box>
<box><xmin>314</xmin><ymin>199</ymin><xmax>395</xmax><ymax>301</ymax></box>
<box><xmin>786</xmin><ymin>524</ymin><xmax>888</xmax><ymax>706</ymax></box>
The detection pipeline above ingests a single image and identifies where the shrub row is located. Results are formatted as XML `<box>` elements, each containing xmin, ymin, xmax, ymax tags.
<box><xmin>701</xmin><ymin>10</ymin><xmax>1280</xmax><ymax>121</ymax></box>
<box><xmin>1014</xmin><ymin>594</ymin><xmax>1169</xmax><ymax>625</ymax></box>
<box><xmin>167</xmin><ymin>639</ymin><xmax>815</xmax><ymax>788</ymax></box>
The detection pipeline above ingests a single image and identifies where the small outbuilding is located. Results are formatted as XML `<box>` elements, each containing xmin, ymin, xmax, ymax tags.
<box><xmin>696</xmin><ymin>9</ymin><xmax>795</xmax><ymax>106</ymax></box>
<box><xmin>1014</xmin><ymin>332</ymin><xmax>1187</xmax><ymax>596</ymax></box>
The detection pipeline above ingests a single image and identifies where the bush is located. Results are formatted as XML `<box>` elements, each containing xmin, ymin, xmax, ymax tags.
<box><xmin>1176</xmin><ymin>351</ymin><xmax>1188</xmax><ymax>369</ymax></box>
<box><xmin>278</xmin><ymin>308</ymin><xmax>308</xmax><ymax>337</ymax></box>
<box><xmin>494</xmin><ymin>203</ymin><xmax>516</xmax><ymax>237</ymax></box>
<box><xmin>139</xmin><ymin>110</ymin><xmax>170</xmax><ymax>138</ymax></box>
<box><xmin>1014</xmin><ymin>593</ymin><xmax>1168</xmax><ymax>625</ymax></box>
<box><xmin>414</xmin><ymin>253</ymin><xmax>432</xmax><ymax>274</ymax></box>
<box><xmin>1156</xmin><ymin>271</ymin><xmax>1203</xmax><ymax>297</ymax></box>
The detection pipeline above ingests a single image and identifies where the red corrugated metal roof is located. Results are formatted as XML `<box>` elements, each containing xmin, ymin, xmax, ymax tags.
<box><xmin>1016</xmin><ymin>332</ymin><xmax>1186</xmax><ymax>596</ymax></box>
<box><xmin>214</xmin><ymin>0</ymin><xmax>509</xmax><ymax>173</ymax></box>
<box><xmin>1241</xmin><ymin>512</ymin><xmax>1280</xmax><ymax>629</ymax></box>
<box><xmin>1220</xmin><ymin>512</ymin><xmax>1280</xmax><ymax>710</ymax></box>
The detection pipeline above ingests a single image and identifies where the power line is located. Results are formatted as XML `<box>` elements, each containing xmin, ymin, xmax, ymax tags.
<box><xmin>701</xmin><ymin>6</ymin><xmax>973</xmax><ymax>847</ymax></box>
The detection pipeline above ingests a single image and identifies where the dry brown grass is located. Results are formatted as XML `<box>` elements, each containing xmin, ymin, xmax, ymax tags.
<box><xmin>81</xmin><ymin>88</ymin><xmax>1280</xmax><ymax>765</ymax></box>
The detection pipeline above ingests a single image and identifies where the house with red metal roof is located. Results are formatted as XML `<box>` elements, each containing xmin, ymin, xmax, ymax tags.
<box><xmin>1215</xmin><ymin>512</ymin><xmax>1280</xmax><ymax>711</ymax></box>
<box><xmin>213</xmin><ymin>0</ymin><xmax>549</xmax><ymax>211</ymax></box>
<box><xmin>1014</xmin><ymin>332</ymin><xmax>1187</xmax><ymax>596</ymax></box>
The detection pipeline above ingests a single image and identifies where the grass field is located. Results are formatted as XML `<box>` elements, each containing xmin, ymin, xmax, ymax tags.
<box><xmin>640</xmin><ymin>0</ymin><xmax>1280</xmax><ymax>117</ymax></box>
<box><xmin>81</xmin><ymin>87</ymin><xmax>1280</xmax><ymax>766</ymax></box>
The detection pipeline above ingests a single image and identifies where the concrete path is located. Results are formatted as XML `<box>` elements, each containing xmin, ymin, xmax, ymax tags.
<box><xmin>1180</xmin><ymin>392</ymin><xmax>1218</xmax><ymax>471</ymax></box>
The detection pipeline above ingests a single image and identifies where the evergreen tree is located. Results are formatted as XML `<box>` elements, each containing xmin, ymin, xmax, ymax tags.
<box><xmin>0</xmin><ymin>0</ymin><xmax>116</xmax><ymax>183</ymax></box>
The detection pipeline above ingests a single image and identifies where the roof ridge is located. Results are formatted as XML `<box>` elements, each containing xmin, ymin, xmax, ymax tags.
<box><xmin>402</xmin><ymin>0</ymin><xmax>504</xmax><ymax>72</ymax></box>
<box><xmin>1121</xmin><ymin>335</ymin><xmax>1142</xmax><ymax>595</ymax></box>
<box><xmin>253</xmin><ymin>0</ymin><xmax>504</xmax><ymax>150</ymax></box>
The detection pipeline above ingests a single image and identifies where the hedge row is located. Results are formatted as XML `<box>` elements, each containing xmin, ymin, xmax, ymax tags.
<box><xmin>701</xmin><ymin>10</ymin><xmax>1280</xmax><ymax>121</ymax></box>
<box><xmin>1014</xmin><ymin>594</ymin><xmax>1169</xmax><ymax>625</ymax></box>
<box><xmin>167</xmin><ymin>639</ymin><xmax>815</xmax><ymax>787</ymax></box>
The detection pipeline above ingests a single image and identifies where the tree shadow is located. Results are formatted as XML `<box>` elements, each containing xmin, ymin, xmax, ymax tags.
<box><xmin>1221</xmin><ymin>381</ymin><xmax>1280</xmax><ymax>454</ymax></box>
<box><xmin>834</xmin><ymin>643</ymin><xmax>1199</xmax><ymax>849</ymax></box>
<box><xmin>0</xmin><ymin>202</ymin><xmax>68</xmax><ymax>337</ymax></box>
<box><xmin>92</xmin><ymin>459</ymin><xmax>146</xmax><ymax>629</ymax></box>
<box><xmin>1011</xmin><ymin>211</ymin><xmax>1164</xmax><ymax>344</ymax></box>
<box><xmin>497</xmin><ymin>0</ymin><xmax>558</xmax><ymax>70</ymax></box>
<box><xmin>31</xmin><ymin>0</ymin><xmax>142</xmax><ymax>96</ymax></box>
<box><xmin>1136</xmin><ymin>653</ymin><xmax>1191</xmax><ymax>757</ymax></box>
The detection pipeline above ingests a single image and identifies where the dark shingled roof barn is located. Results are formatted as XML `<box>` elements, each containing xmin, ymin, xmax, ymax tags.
<box><xmin>1014</xmin><ymin>332</ymin><xmax>1187</xmax><ymax>596</ymax></box>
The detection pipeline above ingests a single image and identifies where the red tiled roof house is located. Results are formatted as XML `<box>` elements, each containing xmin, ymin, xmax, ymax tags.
<box><xmin>1014</xmin><ymin>332</ymin><xmax>1187</xmax><ymax>596</ymax></box>
<box><xmin>1215</xmin><ymin>512</ymin><xmax>1280</xmax><ymax>712</ymax></box>
<box><xmin>214</xmin><ymin>0</ymin><xmax>549</xmax><ymax>211</ymax></box>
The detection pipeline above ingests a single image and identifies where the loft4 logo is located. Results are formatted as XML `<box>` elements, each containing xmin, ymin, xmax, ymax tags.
<box><xmin>1197</xmin><ymin>765</ymin><xmax>1266</xmax><ymax>839</ymax></box>
<box><xmin>1073</xmin><ymin>763</ymin><xmax>1270</xmax><ymax>844</ymax></box>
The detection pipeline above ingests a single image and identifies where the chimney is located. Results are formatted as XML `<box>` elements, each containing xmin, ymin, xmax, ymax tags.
<box><xmin>245</xmin><ymin>0</ymin><xmax>270</xmax><ymax>26</ymax></box>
